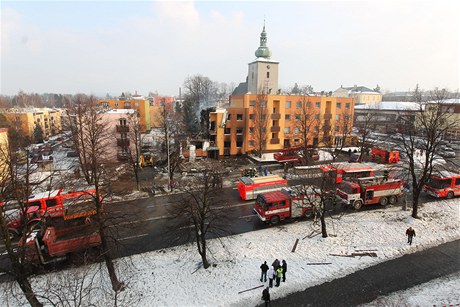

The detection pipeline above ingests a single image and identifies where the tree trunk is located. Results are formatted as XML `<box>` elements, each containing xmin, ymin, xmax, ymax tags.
<box><xmin>199</xmin><ymin>235</ymin><xmax>210</xmax><ymax>269</ymax></box>
<box><xmin>411</xmin><ymin>191</ymin><xmax>420</xmax><ymax>219</ymax></box>
<box><xmin>320</xmin><ymin>211</ymin><xmax>328</xmax><ymax>238</ymax></box>
<box><xmin>17</xmin><ymin>277</ymin><xmax>43</xmax><ymax>307</ymax></box>
<box><xmin>100</xmin><ymin>233</ymin><xmax>123</xmax><ymax>291</ymax></box>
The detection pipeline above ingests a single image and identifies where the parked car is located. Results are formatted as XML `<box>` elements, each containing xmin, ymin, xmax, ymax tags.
<box><xmin>440</xmin><ymin>150</ymin><xmax>456</xmax><ymax>158</ymax></box>
<box><xmin>66</xmin><ymin>151</ymin><xmax>78</xmax><ymax>157</ymax></box>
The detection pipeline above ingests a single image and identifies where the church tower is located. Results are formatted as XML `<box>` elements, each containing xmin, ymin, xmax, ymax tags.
<box><xmin>247</xmin><ymin>23</ymin><xmax>279</xmax><ymax>95</ymax></box>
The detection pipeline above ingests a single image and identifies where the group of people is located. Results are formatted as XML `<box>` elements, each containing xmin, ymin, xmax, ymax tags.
<box><xmin>260</xmin><ymin>259</ymin><xmax>287</xmax><ymax>306</ymax></box>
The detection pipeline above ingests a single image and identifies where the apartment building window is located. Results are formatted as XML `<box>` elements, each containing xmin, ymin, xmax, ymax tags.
<box><xmin>306</xmin><ymin>102</ymin><xmax>311</xmax><ymax>109</ymax></box>
<box><xmin>224</xmin><ymin>128</ymin><xmax>231</xmax><ymax>134</ymax></box>
<box><xmin>115</xmin><ymin>102</ymin><xmax>119</xmax><ymax>107</ymax></box>
<box><xmin>294</xmin><ymin>127</ymin><xmax>300</xmax><ymax>134</ymax></box>
<box><xmin>262</xmin><ymin>115</ymin><xmax>266</xmax><ymax>120</ymax></box>
<box><xmin>315</xmin><ymin>102</ymin><xmax>321</xmax><ymax>108</ymax></box>
<box><xmin>284</xmin><ymin>127</ymin><xmax>290</xmax><ymax>134</ymax></box>
<box><xmin>295</xmin><ymin>114</ymin><xmax>301</xmax><ymax>120</ymax></box>
<box><xmin>336</xmin><ymin>114</ymin><xmax>341</xmax><ymax>120</ymax></box>
<box><xmin>294</xmin><ymin>139</ymin><xmax>300</xmax><ymax>144</ymax></box>
<box><xmin>261</xmin><ymin>101</ymin><xmax>267</xmax><ymax>108</ymax></box>
<box><xmin>285</xmin><ymin>114</ymin><xmax>291</xmax><ymax>120</ymax></box>
<box><xmin>336</xmin><ymin>102</ymin><xmax>341</xmax><ymax>109</ymax></box>
<box><xmin>224</xmin><ymin>141</ymin><xmax>231</xmax><ymax>148</ymax></box>
<box><xmin>236</xmin><ymin>128</ymin><xmax>243</xmax><ymax>134</ymax></box>
<box><xmin>249</xmin><ymin>140</ymin><xmax>255</xmax><ymax>146</ymax></box>
<box><xmin>305</xmin><ymin>114</ymin><xmax>310</xmax><ymax>120</ymax></box>
<box><xmin>15</xmin><ymin>116</ymin><xmax>20</xmax><ymax>122</ymax></box>
<box><xmin>227</xmin><ymin>114</ymin><xmax>231</xmax><ymax>120</ymax></box>
<box><xmin>149</xmin><ymin>101</ymin><xmax>154</xmax><ymax>106</ymax></box>
<box><xmin>315</xmin><ymin>114</ymin><xmax>320</xmax><ymax>120</ymax></box>
<box><xmin>237</xmin><ymin>114</ymin><xmax>243</xmax><ymax>121</ymax></box>
<box><xmin>286</xmin><ymin>101</ymin><xmax>291</xmax><ymax>108</ymax></box>
<box><xmin>250</xmin><ymin>100</ymin><xmax>256</xmax><ymax>107</ymax></box>
<box><xmin>249</xmin><ymin>114</ymin><xmax>255</xmax><ymax>120</ymax></box>
<box><xmin>346</xmin><ymin>103</ymin><xmax>350</xmax><ymax>109</ymax></box>
<box><xmin>314</xmin><ymin>126</ymin><xmax>319</xmax><ymax>132</ymax></box>
<box><xmin>135</xmin><ymin>102</ymin><xmax>139</xmax><ymax>107</ymax></box>
<box><xmin>344</xmin><ymin>115</ymin><xmax>350</xmax><ymax>121</ymax></box>
<box><xmin>261</xmin><ymin>127</ymin><xmax>266</xmax><ymax>133</ymax></box>
<box><xmin>102</xmin><ymin>102</ymin><xmax>109</xmax><ymax>108</ymax></box>
<box><xmin>119</xmin><ymin>118</ymin><xmax>127</xmax><ymax>126</ymax></box>
<box><xmin>267</xmin><ymin>72</ymin><xmax>270</xmax><ymax>78</ymax></box>
<box><xmin>296</xmin><ymin>101</ymin><xmax>302</xmax><ymax>108</ymax></box>
<box><xmin>249</xmin><ymin>127</ymin><xmax>254</xmax><ymax>134</ymax></box>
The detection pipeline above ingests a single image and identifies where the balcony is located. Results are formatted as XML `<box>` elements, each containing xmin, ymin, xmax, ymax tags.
<box><xmin>117</xmin><ymin>138</ymin><xmax>130</xmax><ymax>147</ymax></box>
<box><xmin>117</xmin><ymin>151</ymin><xmax>130</xmax><ymax>161</ymax></box>
<box><xmin>270</xmin><ymin>138</ymin><xmax>280</xmax><ymax>144</ymax></box>
<box><xmin>270</xmin><ymin>126</ymin><xmax>280</xmax><ymax>133</ymax></box>
<box><xmin>271</xmin><ymin>113</ymin><xmax>281</xmax><ymax>120</ymax></box>
<box><xmin>116</xmin><ymin>125</ymin><xmax>129</xmax><ymax>133</ymax></box>
<box><xmin>209</xmin><ymin>129</ymin><xmax>217</xmax><ymax>135</ymax></box>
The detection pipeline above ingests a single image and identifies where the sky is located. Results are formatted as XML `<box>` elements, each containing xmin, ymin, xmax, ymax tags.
<box><xmin>1</xmin><ymin>0</ymin><xmax>459</xmax><ymax>97</ymax></box>
<box><xmin>1</xmin><ymin>191</ymin><xmax>459</xmax><ymax>306</ymax></box>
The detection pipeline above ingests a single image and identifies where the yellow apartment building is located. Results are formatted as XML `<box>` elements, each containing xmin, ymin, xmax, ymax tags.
<box><xmin>333</xmin><ymin>85</ymin><xmax>382</xmax><ymax>105</ymax></box>
<box><xmin>98</xmin><ymin>94</ymin><xmax>151</xmax><ymax>132</ymax></box>
<box><xmin>1</xmin><ymin>108</ymin><xmax>62</xmax><ymax>141</ymax></box>
<box><xmin>209</xmin><ymin>25</ymin><xmax>354</xmax><ymax>157</ymax></box>
<box><xmin>0</xmin><ymin>128</ymin><xmax>10</xmax><ymax>182</ymax></box>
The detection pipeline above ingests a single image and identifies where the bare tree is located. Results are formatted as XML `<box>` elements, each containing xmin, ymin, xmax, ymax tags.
<box><xmin>321</xmin><ymin>108</ymin><xmax>354</xmax><ymax>162</ymax></box>
<box><xmin>354</xmin><ymin>108</ymin><xmax>378</xmax><ymax>162</ymax></box>
<box><xmin>0</xmin><ymin>132</ymin><xmax>43</xmax><ymax>306</ymax></box>
<box><xmin>292</xmin><ymin>96</ymin><xmax>320</xmax><ymax>165</ymax></box>
<box><xmin>126</xmin><ymin>111</ymin><xmax>142</xmax><ymax>191</ymax></box>
<box><xmin>155</xmin><ymin>101</ymin><xmax>183</xmax><ymax>191</ymax></box>
<box><xmin>167</xmin><ymin>161</ymin><xmax>230</xmax><ymax>269</ymax></box>
<box><xmin>251</xmin><ymin>92</ymin><xmax>269</xmax><ymax>158</ymax></box>
<box><xmin>397</xmin><ymin>88</ymin><xmax>458</xmax><ymax>218</ymax></box>
<box><xmin>66</xmin><ymin>96</ymin><xmax>124</xmax><ymax>291</ymax></box>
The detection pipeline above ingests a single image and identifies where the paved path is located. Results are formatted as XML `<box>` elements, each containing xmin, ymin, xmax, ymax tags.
<box><xmin>263</xmin><ymin>240</ymin><xmax>459</xmax><ymax>307</ymax></box>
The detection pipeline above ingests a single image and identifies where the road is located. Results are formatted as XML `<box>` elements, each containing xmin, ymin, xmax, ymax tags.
<box><xmin>263</xmin><ymin>239</ymin><xmax>459</xmax><ymax>307</ymax></box>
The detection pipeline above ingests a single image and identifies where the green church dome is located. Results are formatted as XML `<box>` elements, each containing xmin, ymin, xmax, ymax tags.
<box><xmin>255</xmin><ymin>25</ymin><xmax>272</xmax><ymax>58</ymax></box>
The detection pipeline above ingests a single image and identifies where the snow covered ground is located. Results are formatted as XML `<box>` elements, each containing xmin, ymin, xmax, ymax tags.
<box><xmin>1</xmin><ymin>198</ymin><xmax>459</xmax><ymax>306</ymax></box>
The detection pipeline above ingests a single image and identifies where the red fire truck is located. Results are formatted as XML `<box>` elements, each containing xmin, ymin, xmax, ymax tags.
<box><xmin>423</xmin><ymin>170</ymin><xmax>460</xmax><ymax>199</ymax></box>
<box><xmin>19</xmin><ymin>224</ymin><xmax>101</xmax><ymax>265</ymax></box>
<box><xmin>371</xmin><ymin>147</ymin><xmax>400</xmax><ymax>164</ymax></box>
<box><xmin>320</xmin><ymin>162</ymin><xmax>375</xmax><ymax>184</ymax></box>
<box><xmin>274</xmin><ymin>147</ymin><xmax>319</xmax><ymax>164</ymax></box>
<box><xmin>253</xmin><ymin>186</ymin><xmax>320</xmax><ymax>224</ymax></box>
<box><xmin>237</xmin><ymin>175</ymin><xmax>288</xmax><ymax>200</ymax></box>
<box><xmin>336</xmin><ymin>176</ymin><xmax>404</xmax><ymax>210</ymax></box>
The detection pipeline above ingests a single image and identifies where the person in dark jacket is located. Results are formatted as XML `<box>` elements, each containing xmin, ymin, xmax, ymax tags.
<box><xmin>262</xmin><ymin>287</ymin><xmax>270</xmax><ymax>307</ymax></box>
<box><xmin>272</xmin><ymin>259</ymin><xmax>280</xmax><ymax>270</ymax></box>
<box><xmin>281</xmin><ymin>259</ymin><xmax>287</xmax><ymax>282</ymax></box>
<box><xmin>406</xmin><ymin>227</ymin><xmax>416</xmax><ymax>245</ymax></box>
<box><xmin>260</xmin><ymin>261</ymin><xmax>269</xmax><ymax>282</ymax></box>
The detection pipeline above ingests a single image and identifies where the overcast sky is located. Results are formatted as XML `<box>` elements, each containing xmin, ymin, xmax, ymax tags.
<box><xmin>1</xmin><ymin>0</ymin><xmax>459</xmax><ymax>97</ymax></box>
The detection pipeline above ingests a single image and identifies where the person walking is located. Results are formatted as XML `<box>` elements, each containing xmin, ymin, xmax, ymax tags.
<box><xmin>260</xmin><ymin>261</ymin><xmax>269</xmax><ymax>282</ymax></box>
<box><xmin>281</xmin><ymin>260</ymin><xmax>287</xmax><ymax>282</ymax></box>
<box><xmin>262</xmin><ymin>286</ymin><xmax>270</xmax><ymax>307</ymax></box>
<box><xmin>406</xmin><ymin>227</ymin><xmax>416</xmax><ymax>245</ymax></box>
<box><xmin>267</xmin><ymin>266</ymin><xmax>275</xmax><ymax>288</ymax></box>
<box><xmin>275</xmin><ymin>266</ymin><xmax>283</xmax><ymax>287</ymax></box>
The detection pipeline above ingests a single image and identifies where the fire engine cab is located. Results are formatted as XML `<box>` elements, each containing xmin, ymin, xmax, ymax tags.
<box><xmin>253</xmin><ymin>186</ymin><xmax>320</xmax><ymax>225</ymax></box>
<box><xmin>336</xmin><ymin>176</ymin><xmax>404</xmax><ymax>210</ymax></box>
<box><xmin>424</xmin><ymin>170</ymin><xmax>460</xmax><ymax>199</ymax></box>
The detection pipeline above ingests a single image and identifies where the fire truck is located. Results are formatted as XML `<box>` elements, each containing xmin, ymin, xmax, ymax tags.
<box><xmin>274</xmin><ymin>147</ymin><xmax>319</xmax><ymax>164</ymax></box>
<box><xmin>2</xmin><ymin>188</ymin><xmax>99</xmax><ymax>239</ymax></box>
<box><xmin>19</xmin><ymin>224</ymin><xmax>101</xmax><ymax>265</ymax></box>
<box><xmin>320</xmin><ymin>162</ymin><xmax>375</xmax><ymax>184</ymax></box>
<box><xmin>423</xmin><ymin>170</ymin><xmax>460</xmax><ymax>199</ymax></box>
<box><xmin>237</xmin><ymin>175</ymin><xmax>288</xmax><ymax>200</ymax></box>
<box><xmin>253</xmin><ymin>186</ymin><xmax>320</xmax><ymax>224</ymax></box>
<box><xmin>371</xmin><ymin>147</ymin><xmax>400</xmax><ymax>164</ymax></box>
<box><xmin>336</xmin><ymin>176</ymin><xmax>404</xmax><ymax>210</ymax></box>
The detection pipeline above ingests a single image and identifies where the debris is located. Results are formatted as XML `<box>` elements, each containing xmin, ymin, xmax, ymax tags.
<box><xmin>329</xmin><ymin>252</ymin><xmax>377</xmax><ymax>258</ymax></box>
<box><xmin>238</xmin><ymin>285</ymin><xmax>264</xmax><ymax>294</ymax></box>
<box><xmin>291</xmin><ymin>238</ymin><xmax>299</xmax><ymax>253</ymax></box>
<box><xmin>307</xmin><ymin>263</ymin><xmax>332</xmax><ymax>265</ymax></box>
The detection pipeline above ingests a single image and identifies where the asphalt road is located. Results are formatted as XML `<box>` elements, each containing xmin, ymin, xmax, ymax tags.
<box><xmin>262</xmin><ymin>239</ymin><xmax>459</xmax><ymax>307</ymax></box>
